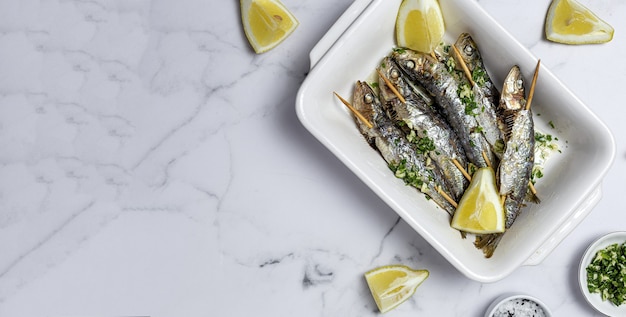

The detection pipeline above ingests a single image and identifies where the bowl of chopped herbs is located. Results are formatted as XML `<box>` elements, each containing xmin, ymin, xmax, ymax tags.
<box><xmin>579</xmin><ymin>231</ymin><xmax>626</xmax><ymax>316</ymax></box>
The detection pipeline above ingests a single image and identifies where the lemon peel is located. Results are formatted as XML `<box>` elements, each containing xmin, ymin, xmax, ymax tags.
<box><xmin>240</xmin><ymin>0</ymin><xmax>299</xmax><ymax>53</ymax></box>
<box><xmin>364</xmin><ymin>265</ymin><xmax>429</xmax><ymax>313</ymax></box>
<box><xmin>395</xmin><ymin>0</ymin><xmax>445</xmax><ymax>53</ymax></box>
<box><xmin>545</xmin><ymin>0</ymin><xmax>613</xmax><ymax>44</ymax></box>
<box><xmin>451</xmin><ymin>167</ymin><xmax>505</xmax><ymax>234</ymax></box>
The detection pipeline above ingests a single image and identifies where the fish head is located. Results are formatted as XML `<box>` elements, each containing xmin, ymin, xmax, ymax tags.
<box><xmin>391</xmin><ymin>48</ymin><xmax>435</xmax><ymax>79</ymax></box>
<box><xmin>500</xmin><ymin>65</ymin><xmax>526</xmax><ymax>111</ymax></box>
<box><xmin>378</xmin><ymin>57</ymin><xmax>410</xmax><ymax>101</ymax></box>
<box><xmin>454</xmin><ymin>33</ymin><xmax>480</xmax><ymax>69</ymax></box>
<box><xmin>353</xmin><ymin>81</ymin><xmax>391</xmax><ymax>145</ymax></box>
<box><xmin>352</xmin><ymin>80</ymin><xmax>380</xmax><ymax>129</ymax></box>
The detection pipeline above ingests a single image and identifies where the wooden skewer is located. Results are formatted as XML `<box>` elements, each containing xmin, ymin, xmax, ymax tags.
<box><xmin>481</xmin><ymin>151</ymin><xmax>492</xmax><ymax>168</ymax></box>
<box><xmin>452</xmin><ymin>45</ymin><xmax>476</xmax><ymax>87</ymax></box>
<box><xmin>376</xmin><ymin>69</ymin><xmax>406</xmax><ymax>104</ymax></box>
<box><xmin>333</xmin><ymin>91</ymin><xmax>373</xmax><ymax>129</ymax></box>
<box><xmin>453</xmin><ymin>156</ymin><xmax>508</xmax><ymax>206</ymax></box>
<box><xmin>452</xmin><ymin>159</ymin><xmax>472</xmax><ymax>181</ymax></box>
<box><xmin>437</xmin><ymin>186</ymin><xmax>458</xmax><ymax>208</ymax></box>
<box><xmin>525</xmin><ymin>60</ymin><xmax>541</xmax><ymax>195</ymax></box>
<box><xmin>525</xmin><ymin>59</ymin><xmax>541</xmax><ymax>111</ymax></box>
<box><xmin>453</xmin><ymin>53</ymin><xmax>540</xmax><ymax>202</ymax></box>
<box><xmin>528</xmin><ymin>181</ymin><xmax>537</xmax><ymax>195</ymax></box>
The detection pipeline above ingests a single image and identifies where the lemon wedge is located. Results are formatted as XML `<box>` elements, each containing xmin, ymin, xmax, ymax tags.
<box><xmin>450</xmin><ymin>167</ymin><xmax>505</xmax><ymax>234</ymax></box>
<box><xmin>364</xmin><ymin>265</ymin><xmax>429</xmax><ymax>313</ymax></box>
<box><xmin>545</xmin><ymin>0</ymin><xmax>614</xmax><ymax>44</ymax></box>
<box><xmin>240</xmin><ymin>0</ymin><xmax>299</xmax><ymax>53</ymax></box>
<box><xmin>395</xmin><ymin>0</ymin><xmax>445</xmax><ymax>53</ymax></box>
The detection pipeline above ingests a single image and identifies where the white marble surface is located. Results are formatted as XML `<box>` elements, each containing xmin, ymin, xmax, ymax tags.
<box><xmin>0</xmin><ymin>0</ymin><xmax>624</xmax><ymax>316</ymax></box>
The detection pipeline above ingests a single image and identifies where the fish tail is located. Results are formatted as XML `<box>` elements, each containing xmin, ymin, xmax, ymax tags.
<box><xmin>527</xmin><ymin>190</ymin><xmax>541</xmax><ymax>204</ymax></box>
<box><xmin>474</xmin><ymin>233</ymin><xmax>504</xmax><ymax>258</ymax></box>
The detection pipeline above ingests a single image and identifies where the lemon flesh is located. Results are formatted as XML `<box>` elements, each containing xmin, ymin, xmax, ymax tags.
<box><xmin>395</xmin><ymin>0</ymin><xmax>445</xmax><ymax>53</ymax></box>
<box><xmin>451</xmin><ymin>167</ymin><xmax>505</xmax><ymax>234</ymax></box>
<box><xmin>365</xmin><ymin>265</ymin><xmax>429</xmax><ymax>313</ymax></box>
<box><xmin>241</xmin><ymin>0</ymin><xmax>299</xmax><ymax>53</ymax></box>
<box><xmin>545</xmin><ymin>0</ymin><xmax>613</xmax><ymax>44</ymax></box>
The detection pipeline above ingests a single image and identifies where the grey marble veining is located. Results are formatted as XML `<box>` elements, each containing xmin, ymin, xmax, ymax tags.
<box><xmin>0</xmin><ymin>0</ymin><xmax>624</xmax><ymax>316</ymax></box>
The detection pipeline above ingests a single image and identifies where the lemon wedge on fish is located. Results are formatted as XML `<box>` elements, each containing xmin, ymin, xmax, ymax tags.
<box><xmin>451</xmin><ymin>167</ymin><xmax>505</xmax><ymax>234</ymax></box>
<box><xmin>545</xmin><ymin>0</ymin><xmax>614</xmax><ymax>44</ymax></box>
<box><xmin>364</xmin><ymin>265</ymin><xmax>429</xmax><ymax>314</ymax></box>
<box><xmin>240</xmin><ymin>0</ymin><xmax>299</xmax><ymax>53</ymax></box>
<box><xmin>395</xmin><ymin>0</ymin><xmax>445</xmax><ymax>53</ymax></box>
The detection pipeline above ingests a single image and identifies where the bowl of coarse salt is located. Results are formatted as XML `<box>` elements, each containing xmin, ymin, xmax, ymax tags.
<box><xmin>484</xmin><ymin>293</ymin><xmax>552</xmax><ymax>317</ymax></box>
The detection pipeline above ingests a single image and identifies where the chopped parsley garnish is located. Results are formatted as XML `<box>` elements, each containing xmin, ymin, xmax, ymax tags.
<box><xmin>370</xmin><ymin>82</ymin><xmax>379</xmax><ymax>89</ymax></box>
<box><xmin>415</xmin><ymin>136</ymin><xmax>435</xmax><ymax>154</ymax></box>
<box><xmin>471</xmin><ymin>68</ymin><xmax>487</xmax><ymax>87</ymax></box>
<box><xmin>586</xmin><ymin>242</ymin><xmax>626</xmax><ymax>306</ymax></box>
<box><xmin>535</xmin><ymin>132</ymin><xmax>553</xmax><ymax>144</ymax></box>
<box><xmin>535</xmin><ymin>131</ymin><xmax>560</xmax><ymax>153</ymax></box>
<box><xmin>466</xmin><ymin>163</ymin><xmax>477</xmax><ymax>176</ymax></box>
<box><xmin>388</xmin><ymin>159</ymin><xmax>425</xmax><ymax>189</ymax></box>
<box><xmin>393</xmin><ymin>47</ymin><xmax>406</xmax><ymax>54</ymax></box>
<box><xmin>406</xmin><ymin>130</ymin><xmax>417</xmax><ymax>143</ymax></box>
<box><xmin>406</xmin><ymin>130</ymin><xmax>435</xmax><ymax>154</ymax></box>
<box><xmin>532</xmin><ymin>129</ymin><xmax>561</xmax><ymax>183</ymax></box>
<box><xmin>445</xmin><ymin>57</ymin><xmax>456</xmax><ymax>73</ymax></box>
<box><xmin>531</xmin><ymin>166</ymin><xmax>544</xmax><ymax>184</ymax></box>
<box><xmin>458</xmin><ymin>82</ymin><xmax>477</xmax><ymax>116</ymax></box>
<box><xmin>549</xmin><ymin>120</ymin><xmax>555</xmax><ymax>129</ymax></box>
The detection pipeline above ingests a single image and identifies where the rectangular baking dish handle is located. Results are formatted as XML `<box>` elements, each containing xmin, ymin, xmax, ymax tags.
<box><xmin>523</xmin><ymin>185</ymin><xmax>602</xmax><ymax>265</ymax></box>
<box><xmin>309</xmin><ymin>0</ymin><xmax>374</xmax><ymax>70</ymax></box>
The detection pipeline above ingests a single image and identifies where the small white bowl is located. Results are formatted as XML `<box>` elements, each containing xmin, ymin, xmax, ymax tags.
<box><xmin>579</xmin><ymin>231</ymin><xmax>626</xmax><ymax>316</ymax></box>
<box><xmin>484</xmin><ymin>293</ymin><xmax>552</xmax><ymax>317</ymax></box>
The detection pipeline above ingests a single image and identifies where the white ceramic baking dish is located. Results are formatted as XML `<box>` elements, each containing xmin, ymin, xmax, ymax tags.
<box><xmin>296</xmin><ymin>0</ymin><xmax>615</xmax><ymax>282</ymax></box>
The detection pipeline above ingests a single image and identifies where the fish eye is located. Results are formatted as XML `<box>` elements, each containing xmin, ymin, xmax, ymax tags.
<box><xmin>516</xmin><ymin>79</ymin><xmax>523</xmax><ymax>89</ymax></box>
<box><xmin>464</xmin><ymin>45</ymin><xmax>473</xmax><ymax>55</ymax></box>
<box><xmin>364</xmin><ymin>93</ymin><xmax>374</xmax><ymax>104</ymax></box>
<box><xmin>390</xmin><ymin>69</ymin><xmax>400</xmax><ymax>79</ymax></box>
<box><xmin>405</xmin><ymin>60</ymin><xmax>415</xmax><ymax>69</ymax></box>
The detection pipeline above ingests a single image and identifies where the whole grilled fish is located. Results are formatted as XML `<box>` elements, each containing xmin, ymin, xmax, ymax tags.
<box><xmin>391</xmin><ymin>48</ymin><xmax>496</xmax><ymax>169</ymax></box>
<box><xmin>498</xmin><ymin>65</ymin><xmax>535</xmax><ymax>227</ymax></box>
<box><xmin>475</xmin><ymin>65</ymin><xmax>535</xmax><ymax>257</ymax></box>
<box><xmin>377</xmin><ymin>57</ymin><xmax>468</xmax><ymax>201</ymax></box>
<box><xmin>454</xmin><ymin>33</ymin><xmax>505</xmax><ymax>159</ymax></box>
<box><xmin>352</xmin><ymin>80</ymin><xmax>456</xmax><ymax>215</ymax></box>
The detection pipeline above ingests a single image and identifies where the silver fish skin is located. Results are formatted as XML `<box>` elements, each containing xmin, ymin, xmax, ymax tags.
<box><xmin>352</xmin><ymin>81</ymin><xmax>456</xmax><ymax>215</ymax></box>
<box><xmin>474</xmin><ymin>66</ymin><xmax>535</xmax><ymax>258</ymax></box>
<box><xmin>454</xmin><ymin>33</ymin><xmax>500</xmax><ymax>100</ymax></box>
<box><xmin>377</xmin><ymin>57</ymin><xmax>468</xmax><ymax>201</ymax></box>
<box><xmin>497</xmin><ymin>65</ymin><xmax>535</xmax><ymax>228</ymax></box>
<box><xmin>454</xmin><ymin>33</ymin><xmax>505</xmax><ymax>159</ymax></box>
<box><xmin>391</xmin><ymin>48</ymin><xmax>496</xmax><ymax>169</ymax></box>
<box><xmin>474</xmin><ymin>66</ymin><xmax>535</xmax><ymax>257</ymax></box>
